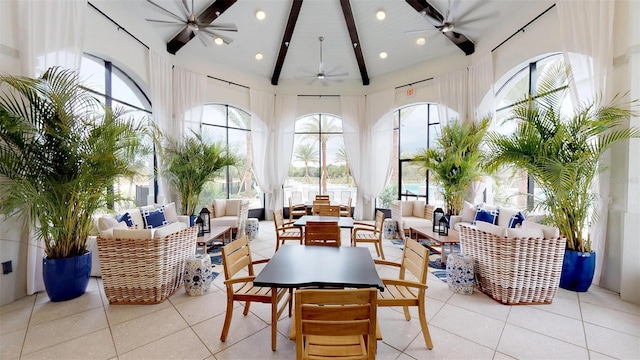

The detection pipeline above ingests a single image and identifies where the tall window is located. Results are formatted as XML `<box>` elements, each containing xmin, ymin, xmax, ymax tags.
<box><xmin>377</xmin><ymin>103</ymin><xmax>442</xmax><ymax>209</ymax></box>
<box><xmin>491</xmin><ymin>53</ymin><xmax>570</xmax><ymax>210</ymax></box>
<box><xmin>79</xmin><ymin>54</ymin><xmax>153</xmax><ymax>210</ymax></box>
<box><xmin>201</xmin><ymin>104</ymin><xmax>263</xmax><ymax>209</ymax></box>
<box><xmin>285</xmin><ymin>114</ymin><xmax>352</xmax><ymax>205</ymax></box>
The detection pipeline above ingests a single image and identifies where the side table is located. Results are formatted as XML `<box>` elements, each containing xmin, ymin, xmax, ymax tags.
<box><xmin>246</xmin><ymin>218</ymin><xmax>259</xmax><ymax>240</ymax></box>
<box><xmin>184</xmin><ymin>254</ymin><xmax>214</xmax><ymax>296</ymax></box>
<box><xmin>383</xmin><ymin>218</ymin><xmax>399</xmax><ymax>239</ymax></box>
<box><xmin>446</xmin><ymin>253</ymin><xmax>474</xmax><ymax>295</ymax></box>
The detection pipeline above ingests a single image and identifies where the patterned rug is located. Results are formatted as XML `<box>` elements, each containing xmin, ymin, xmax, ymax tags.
<box><xmin>207</xmin><ymin>247</ymin><xmax>223</xmax><ymax>279</ymax></box>
<box><xmin>391</xmin><ymin>239</ymin><xmax>460</xmax><ymax>282</ymax></box>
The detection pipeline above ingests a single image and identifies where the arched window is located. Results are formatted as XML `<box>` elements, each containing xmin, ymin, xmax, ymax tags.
<box><xmin>377</xmin><ymin>103</ymin><xmax>445</xmax><ymax>210</ymax></box>
<box><xmin>79</xmin><ymin>54</ymin><xmax>153</xmax><ymax>210</ymax></box>
<box><xmin>491</xmin><ymin>53</ymin><xmax>573</xmax><ymax>210</ymax></box>
<box><xmin>201</xmin><ymin>104</ymin><xmax>263</xmax><ymax>210</ymax></box>
<box><xmin>285</xmin><ymin>114</ymin><xmax>351</xmax><ymax>205</ymax></box>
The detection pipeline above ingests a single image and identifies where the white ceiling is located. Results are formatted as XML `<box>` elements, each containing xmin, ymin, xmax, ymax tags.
<box><xmin>98</xmin><ymin>0</ymin><xmax>523</xmax><ymax>86</ymax></box>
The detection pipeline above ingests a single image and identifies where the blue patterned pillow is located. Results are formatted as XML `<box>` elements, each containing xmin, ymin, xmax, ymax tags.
<box><xmin>508</xmin><ymin>211</ymin><xmax>526</xmax><ymax>228</ymax></box>
<box><xmin>142</xmin><ymin>208</ymin><xmax>167</xmax><ymax>229</ymax></box>
<box><xmin>473</xmin><ymin>207</ymin><xmax>500</xmax><ymax>225</ymax></box>
<box><xmin>116</xmin><ymin>212</ymin><xmax>134</xmax><ymax>227</ymax></box>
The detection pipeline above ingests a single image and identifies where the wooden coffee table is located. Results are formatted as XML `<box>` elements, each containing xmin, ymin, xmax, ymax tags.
<box><xmin>409</xmin><ymin>227</ymin><xmax>460</xmax><ymax>266</ymax></box>
<box><xmin>196</xmin><ymin>225</ymin><xmax>231</xmax><ymax>254</ymax></box>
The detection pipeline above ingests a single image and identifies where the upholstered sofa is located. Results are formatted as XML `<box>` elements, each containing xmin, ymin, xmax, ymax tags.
<box><xmin>459</xmin><ymin>220</ymin><xmax>566</xmax><ymax>305</ymax></box>
<box><xmin>391</xmin><ymin>200</ymin><xmax>435</xmax><ymax>237</ymax></box>
<box><xmin>209</xmin><ymin>199</ymin><xmax>249</xmax><ymax>237</ymax></box>
<box><xmin>96</xmin><ymin>222</ymin><xmax>197</xmax><ymax>304</ymax></box>
<box><xmin>449</xmin><ymin>201</ymin><xmax>528</xmax><ymax>232</ymax></box>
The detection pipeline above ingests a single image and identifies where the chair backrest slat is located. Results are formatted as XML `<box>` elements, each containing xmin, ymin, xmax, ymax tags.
<box><xmin>400</xmin><ymin>238</ymin><xmax>429</xmax><ymax>282</ymax></box>
<box><xmin>221</xmin><ymin>235</ymin><xmax>253</xmax><ymax>279</ymax></box>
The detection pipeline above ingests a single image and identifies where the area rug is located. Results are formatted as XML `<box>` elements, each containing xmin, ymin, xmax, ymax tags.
<box><xmin>390</xmin><ymin>239</ymin><xmax>460</xmax><ymax>283</ymax></box>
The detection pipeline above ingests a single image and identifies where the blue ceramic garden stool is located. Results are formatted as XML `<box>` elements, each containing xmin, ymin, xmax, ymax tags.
<box><xmin>246</xmin><ymin>218</ymin><xmax>259</xmax><ymax>240</ymax></box>
<box><xmin>446</xmin><ymin>253</ymin><xmax>475</xmax><ymax>295</ymax></box>
<box><xmin>383</xmin><ymin>218</ymin><xmax>399</xmax><ymax>239</ymax></box>
<box><xmin>184</xmin><ymin>254</ymin><xmax>214</xmax><ymax>296</ymax></box>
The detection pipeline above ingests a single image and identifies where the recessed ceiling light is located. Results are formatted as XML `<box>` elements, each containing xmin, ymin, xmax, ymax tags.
<box><xmin>255</xmin><ymin>10</ymin><xmax>266</xmax><ymax>20</ymax></box>
<box><xmin>255</xmin><ymin>53</ymin><xmax>263</xmax><ymax>60</ymax></box>
<box><xmin>379</xmin><ymin>51</ymin><xmax>388</xmax><ymax>59</ymax></box>
<box><xmin>416</xmin><ymin>37</ymin><xmax>426</xmax><ymax>46</ymax></box>
<box><xmin>214</xmin><ymin>37</ymin><xmax>224</xmax><ymax>45</ymax></box>
<box><xmin>376</xmin><ymin>10</ymin><xmax>386</xmax><ymax>20</ymax></box>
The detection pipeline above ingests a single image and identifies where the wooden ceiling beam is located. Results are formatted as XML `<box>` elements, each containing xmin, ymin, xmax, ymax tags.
<box><xmin>339</xmin><ymin>0</ymin><xmax>369</xmax><ymax>85</ymax></box>
<box><xmin>405</xmin><ymin>0</ymin><xmax>474</xmax><ymax>56</ymax></box>
<box><xmin>167</xmin><ymin>0</ymin><xmax>238</xmax><ymax>55</ymax></box>
<box><xmin>271</xmin><ymin>0</ymin><xmax>304</xmax><ymax>85</ymax></box>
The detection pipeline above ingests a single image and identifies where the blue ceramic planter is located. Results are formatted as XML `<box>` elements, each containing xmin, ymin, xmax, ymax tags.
<box><xmin>43</xmin><ymin>251</ymin><xmax>91</xmax><ymax>302</ymax></box>
<box><xmin>559</xmin><ymin>249</ymin><xmax>595</xmax><ymax>292</ymax></box>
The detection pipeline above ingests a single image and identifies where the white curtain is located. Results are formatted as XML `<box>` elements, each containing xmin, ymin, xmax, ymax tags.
<box><xmin>16</xmin><ymin>0</ymin><xmax>87</xmax><ymax>295</ymax></box>
<box><xmin>17</xmin><ymin>0</ymin><xmax>86</xmax><ymax>77</ymax></box>
<box><xmin>342</xmin><ymin>90</ymin><xmax>394</xmax><ymax>220</ymax></box>
<box><xmin>149</xmin><ymin>50</ymin><xmax>173</xmax><ymax>204</ymax></box>
<box><xmin>558</xmin><ymin>0</ymin><xmax>616</xmax><ymax>285</ymax></box>
<box><xmin>250</xmin><ymin>91</ymin><xmax>297</xmax><ymax>215</ymax></box>
<box><xmin>435</xmin><ymin>68</ymin><xmax>467</xmax><ymax>126</ymax></box>
<box><xmin>173</xmin><ymin>66</ymin><xmax>207</xmax><ymax>136</ymax></box>
<box><xmin>468</xmin><ymin>54</ymin><xmax>495</xmax><ymax>120</ymax></box>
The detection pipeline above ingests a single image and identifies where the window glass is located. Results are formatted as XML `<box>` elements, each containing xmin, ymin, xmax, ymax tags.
<box><xmin>201</xmin><ymin>105</ymin><xmax>263</xmax><ymax>210</ymax></box>
<box><xmin>79</xmin><ymin>56</ymin><xmax>106</xmax><ymax>94</ymax></box>
<box><xmin>400</xmin><ymin>105</ymin><xmax>428</xmax><ymax>158</ymax></box>
<box><xmin>286</xmin><ymin>114</ymin><xmax>351</xmax><ymax>206</ymax></box>
<box><xmin>112</xmin><ymin>66</ymin><xmax>148</xmax><ymax>109</ymax></box>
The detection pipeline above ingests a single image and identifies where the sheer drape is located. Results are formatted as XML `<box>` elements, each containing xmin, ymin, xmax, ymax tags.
<box><xmin>251</xmin><ymin>91</ymin><xmax>297</xmax><ymax>215</ymax></box>
<box><xmin>558</xmin><ymin>0</ymin><xmax>616</xmax><ymax>285</ymax></box>
<box><xmin>17</xmin><ymin>0</ymin><xmax>86</xmax><ymax>77</ymax></box>
<box><xmin>436</xmin><ymin>54</ymin><xmax>495</xmax><ymax>125</ymax></box>
<box><xmin>341</xmin><ymin>90</ymin><xmax>394</xmax><ymax>220</ymax></box>
<box><xmin>435</xmin><ymin>69</ymin><xmax>467</xmax><ymax>126</ymax></box>
<box><xmin>16</xmin><ymin>0</ymin><xmax>87</xmax><ymax>295</ymax></box>
<box><xmin>149</xmin><ymin>50</ymin><xmax>174</xmax><ymax>205</ymax></box>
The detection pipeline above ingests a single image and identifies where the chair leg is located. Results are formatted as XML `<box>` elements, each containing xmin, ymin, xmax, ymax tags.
<box><xmin>243</xmin><ymin>301</ymin><xmax>251</xmax><ymax>316</ymax></box>
<box><xmin>403</xmin><ymin>306</ymin><xmax>411</xmax><ymax>321</ymax></box>
<box><xmin>377</xmin><ymin>240</ymin><xmax>385</xmax><ymax>260</ymax></box>
<box><xmin>220</xmin><ymin>295</ymin><xmax>235</xmax><ymax>342</ymax></box>
<box><xmin>418</xmin><ymin>302</ymin><xmax>434</xmax><ymax>349</ymax></box>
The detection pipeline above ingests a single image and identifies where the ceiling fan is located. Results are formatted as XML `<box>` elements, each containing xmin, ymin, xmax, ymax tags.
<box><xmin>306</xmin><ymin>36</ymin><xmax>349</xmax><ymax>85</ymax></box>
<box><xmin>145</xmin><ymin>0</ymin><xmax>237</xmax><ymax>48</ymax></box>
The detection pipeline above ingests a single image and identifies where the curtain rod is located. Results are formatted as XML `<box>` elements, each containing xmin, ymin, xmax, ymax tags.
<box><xmin>395</xmin><ymin>77</ymin><xmax>433</xmax><ymax>90</ymax></box>
<box><xmin>88</xmin><ymin>2</ymin><xmax>149</xmax><ymax>50</ymax></box>
<box><xmin>297</xmin><ymin>94</ymin><xmax>340</xmax><ymax>97</ymax></box>
<box><xmin>491</xmin><ymin>4</ymin><xmax>556</xmax><ymax>53</ymax></box>
<box><xmin>89</xmin><ymin>2</ymin><xmax>251</xmax><ymax>90</ymax></box>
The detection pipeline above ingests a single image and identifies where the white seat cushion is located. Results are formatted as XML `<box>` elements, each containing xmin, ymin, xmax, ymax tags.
<box><xmin>476</xmin><ymin>221</ymin><xmax>507</xmax><ymax>237</ymax></box>
<box><xmin>153</xmin><ymin>221</ymin><xmax>188</xmax><ymax>239</ymax></box>
<box><xmin>412</xmin><ymin>200</ymin><xmax>426</xmax><ymax>218</ymax></box>
<box><xmin>497</xmin><ymin>207</ymin><xmax>519</xmax><ymax>227</ymax></box>
<box><xmin>522</xmin><ymin>220</ymin><xmax>560</xmax><ymax>238</ymax></box>
<box><xmin>214</xmin><ymin>199</ymin><xmax>226</xmax><ymax>218</ymax></box>
<box><xmin>506</xmin><ymin>227</ymin><xmax>544</xmax><ymax>239</ymax></box>
<box><xmin>225</xmin><ymin>199</ymin><xmax>243</xmax><ymax>216</ymax></box>
<box><xmin>402</xmin><ymin>217</ymin><xmax>432</xmax><ymax>231</ymax></box>
<box><xmin>210</xmin><ymin>216</ymin><xmax>239</xmax><ymax>228</ymax></box>
<box><xmin>401</xmin><ymin>201</ymin><xmax>414</xmax><ymax>216</ymax></box>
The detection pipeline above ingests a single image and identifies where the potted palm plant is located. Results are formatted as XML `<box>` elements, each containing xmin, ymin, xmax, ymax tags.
<box><xmin>159</xmin><ymin>130</ymin><xmax>237</xmax><ymax>218</ymax></box>
<box><xmin>413</xmin><ymin>117</ymin><xmax>490</xmax><ymax>215</ymax></box>
<box><xmin>485</xmin><ymin>63</ymin><xmax>639</xmax><ymax>292</ymax></box>
<box><xmin>0</xmin><ymin>67</ymin><xmax>149</xmax><ymax>301</ymax></box>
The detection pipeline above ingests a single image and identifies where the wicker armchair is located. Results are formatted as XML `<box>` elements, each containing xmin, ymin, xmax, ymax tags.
<box><xmin>459</xmin><ymin>224</ymin><xmax>566</xmax><ymax>305</ymax></box>
<box><xmin>97</xmin><ymin>225</ymin><xmax>197</xmax><ymax>304</ymax></box>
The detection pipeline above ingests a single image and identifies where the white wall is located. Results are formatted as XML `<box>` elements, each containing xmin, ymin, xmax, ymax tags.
<box><xmin>1</xmin><ymin>0</ymin><xmax>638</xmax><ymax>305</ymax></box>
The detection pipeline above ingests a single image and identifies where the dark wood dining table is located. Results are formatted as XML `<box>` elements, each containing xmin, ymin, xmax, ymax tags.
<box><xmin>253</xmin><ymin>244</ymin><xmax>383</xmax><ymax>290</ymax></box>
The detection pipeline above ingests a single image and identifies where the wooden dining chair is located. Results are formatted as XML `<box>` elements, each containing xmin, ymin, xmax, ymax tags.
<box><xmin>352</xmin><ymin>210</ymin><xmax>386</xmax><ymax>259</ymax></box>
<box><xmin>311</xmin><ymin>200</ymin><xmax>330</xmax><ymax>215</ymax></box>
<box><xmin>295</xmin><ymin>288</ymin><xmax>377</xmax><ymax>360</ymax></box>
<box><xmin>289</xmin><ymin>196</ymin><xmax>307</xmax><ymax>221</ymax></box>
<box><xmin>314</xmin><ymin>204</ymin><xmax>340</xmax><ymax>216</ymax></box>
<box><xmin>273</xmin><ymin>209</ymin><xmax>304</xmax><ymax>251</ymax></box>
<box><xmin>304</xmin><ymin>221</ymin><xmax>341</xmax><ymax>247</ymax></box>
<box><xmin>374</xmin><ymin>237</ymin><xmax>433</xmax><ymax>349</ymax></box>
<box><xmin>220</xmin><ymin>235</ymin><xmax>291</xmax><ymax>351</ymax></box>
<box><xmin>339</xmin><ymin>197</ymin><xmax>352</xmax><ymax>217</ymax></box>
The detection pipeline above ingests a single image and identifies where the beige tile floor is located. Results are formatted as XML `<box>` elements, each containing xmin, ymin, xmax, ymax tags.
<box><xmin>1</xmin><ymin>220</ymin><xmax>639</xmax><ymax>360</ymax></box>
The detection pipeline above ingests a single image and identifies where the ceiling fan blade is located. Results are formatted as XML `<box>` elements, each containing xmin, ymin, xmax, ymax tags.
<box><xmin>446</xmin><ymin>0</ymin><xmax>461</xmax><ymax>23</ymax></box>
<box><xmin>454</xmin><ymin>11</ymin><xmax>500</xmax><ymax>30</ymax></box>
<box><xmin>145</xmin><ymin>19</ymin><xmax>186</xmax><ymax>25</ymax></box>
<box><xmin>197</xmin><ymin>32</ymin><xmax>211</xmax><ymax>47</ymax></box>
<box><xmin>180</xmin><ymin>0</ymin><xmax>191</xmax><ymax>18</ymax></box>
<box><xmin>326</xmin><ymin>72</ymin><xmax>349</xmax><ymax>78</ymax></box>
<box><xmin>146</xmin><ymin>0</ymin><xmax>185</xmax><ymax>23</ymax></box>
<box><xmin>200</xmin><ymin>29</ymin><xmax>234</xmax><ymax>44</ymax></box>
<box><xmin>198</xmin><ymin>23</ymin><xmax>238</xmax><ymax>32</ymax></box>
<box><xmin>454</xmin><ymin>0</ymin><xmax>488</xmax><ymax>23</ymax></box>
